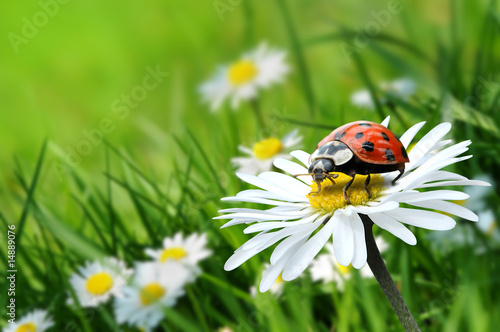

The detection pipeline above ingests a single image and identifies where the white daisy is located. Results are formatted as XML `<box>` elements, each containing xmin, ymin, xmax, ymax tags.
<box><xmin>144</xmin><ymin>233</ymin><xmax>211</xmax><ymax>280</ymax></box>
<box><xmin>232</xmin><ymin>129</ymin><xmax>303</xmax><ymax>175</ymax></box>
<box><xmin>4</xmin><ymin>309</ymin><xmax>54</xmax><ymax>332</ymax></box>
<box><xmin>215</xmin><ymin>116</ymin><xmax>490</xmax><ymax>292</ymax></box>
<box><xmin>199</xmin><ymin>43</ymin><xmax>289</xmax><ymax>111</ymax></box>
<box><xmin>310</xmin><ymin>236</ymin><xmax>388</xmax><ymax>291</ymax></box>
<box><xmin>67</xmin><ymin>257</ymin><xmax>133</xmax><ymax>307</ymax></box>
<box><xmin>351</xmin><ymin>78</ymin><xmax>416</xmax><ymax>110</ymax></box>
<box><xmin>114</xmin><ymin>261</ymin><xmax>191</xmax><ymax>331</ymax></box>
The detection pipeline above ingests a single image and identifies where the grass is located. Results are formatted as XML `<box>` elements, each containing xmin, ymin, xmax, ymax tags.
<box><xmin>1</xmin><ymin>0</ymin><xmax>500</xmax><ymax>331</ymax></box>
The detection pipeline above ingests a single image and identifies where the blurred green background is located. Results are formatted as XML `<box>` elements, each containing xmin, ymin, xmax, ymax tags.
<box><xmin>1</xmin><ymin>0</ymin><xmax>499</xmax><ymax>331</ymax></box>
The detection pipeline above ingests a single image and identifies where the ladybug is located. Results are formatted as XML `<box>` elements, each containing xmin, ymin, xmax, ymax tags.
<box><xmin>294</xmin><ymin>121</ymin><xmax>409</xmax><ymax>203</ymax></box>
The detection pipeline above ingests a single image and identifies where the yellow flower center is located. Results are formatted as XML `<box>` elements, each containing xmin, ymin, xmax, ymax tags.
<box><xmin>140</xmin><ymin>282</ymin><xmax>166</xmax><ymax>305</ymax></box>
<box><xmin>228</xmin><ymin>60</ymin><xmax>258</xmax><ymax>86</ymax></box>
<box><xmin>307</xmin><ymin>173</ymin><xmax>385</xmax><ymax>212</ymax></box>
<box><xmin>252</xmin><ymin>137</ymin><xmax>283</xmax><ymax>160</ymax></box>
<box><xmin>85</xmin><ymin>272</ymin><xmax>114</xmax><ymax>296</ymax></box>
<box><xmin>275</xmin><ymin>273</ymin><xmax>284</xmax><ymax>284</ymax></box>
<box><xmin>487</xmin><ymin>220</ymin><xmax>497</xmax><ymax>237</ymax></box>
<box><xmin>159</xmin><ymin>247</ymin><xmax>187</xmax><ymax>262</ymax></box>
<box><xmin>337</xmin><ymin>262</ymin><xmax>353</xmax><ymax>275</ymax></box>
<box><xmin>16</xmin><ymin>323</ymin><xmax>36</xmax><ymax>332</ymax></box>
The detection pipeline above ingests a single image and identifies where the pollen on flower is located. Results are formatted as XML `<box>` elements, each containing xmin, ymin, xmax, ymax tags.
<box><xmin>307</xmin><ymin>173</ymin><xmax>385</xmax><ymax>212</ymax></box>
<box><xmin>15</xmin><ymin>322</ymin><xmax>36</xmax><ymax>332</ymax></box>
<box><xmin>159</xmin><ymin>247</ymin><xmax>187</xmax><ymax>262</ymax></box>
<box><xmin>228</xmin><ymin>60</ymin><xmax>258</xmax><ymax>86</ymax></box>
<box><xmin>252</xmin><ymin>137</ymin><xmax>283</xmax><ymax>160</ymax></box>
<box><xmin>85</xmin><ymin>272</ymin><xmax>114</xmax><ymax>296</ymax></box>
<box><xmin>140</xmin><ymin>282</ymin><xmax>166</xmax><ymax>305</ymax></box>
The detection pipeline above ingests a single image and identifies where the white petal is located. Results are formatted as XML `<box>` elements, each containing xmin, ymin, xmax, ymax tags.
<box><xmin>241</xmin><ymin>224</ymin><xmax>311</xmax><ymax>252</ymax></box>
<box><xmin>273</xmin><ymin>158</ymin><xmax>310</xmax><ymax>182</ymax></box>
<box><xmin>398</xmin><ymin>190</ymin><xmax>469</xmax><ymax>203</ymax></box>
<box><xmin>259</xmin><ymin>172</ymin><xmax>311</xmax><ymax>197</ymax></box>
<box><xmin>221</xmin><ymin>196</ymin><xmax>306</xmax><ymax>206</ymax></box>
<box><xmin>236</xmin><ymin>189</ymin><xmax>295</xmax><ymax>200</ymax></box>
<box><xmin>260</xmin><ymin>260</ymin><xmax>287</xmax><ymax>292</ymax></box>
<box><xmin>282</xmin><ymin>216</ymin><xmax>335</xmax><ymax>280</ymax></box>
<box><xmin>350</xmin><ymin>213</ymin><xmax>368</xmax><ymax>268</ymax></box>
<box><xmin>333</xmin><ymin>213</ymin><xmax>354</xmax><ymax>266</ymax></box>
<box><xmin>270</xmin><ymin>216</ymin><xmax>326</xmax><ymax>264</ymax></box>
<box><xmin>290</xmin><ymin>150</ymin><xmax>311</xmax><ymax>167</ymax></box>
<box><xmin>381</xmin><ymin>116</ymin><xmax>391</xmax><ymax>127</ymax></box>
<box><xmin>353</xmin><ymin>201</ymin><xmax>399</xmax><ymax>214</ymax></box>
<box><xmin>384</xmin><ymin>208</ymin><xmax>456</xmax><ymax>230</ymax></box>
<box><xmin>236</xmin><ymin>173</ymin><xmax>306</xmax><ymax>202</ymax></box>
<box><xmin>407</xmin><ymin>122</ymin><xmax>451</xmax><ymax>166</ymax></box>
<box><xmin>216</xmin><ymin>207</ymin><xmax>310</xmax><ymax>220</ymax></box>
<box><xmin>221</xmin><ymin>218</ymin><xmax>262</xmax><ymax>228</ymax></box>
<box><xmin>369</xmin><ymin>213</ymin><xmax>417</xmax><ymax>245</ymax></box>
<box><xmin>243</xmin><ymin>213</ymin><xmax>319</xmax><ymax>233</ymax></box>
<box><xmin>224</xmin><ymin>248</ymin><xmax>260</xmax><ymax>271</ymax></box>
<box><xmin>408</xmin><ymin>200</ymin><xmax>478</xmax><ymax>221</ymax></box>
<box><xmin>417</xmin><ymin>179</ymin><xmax>491</xmax><ymax>189</ymax></box>
<box><xmin>399</xmin><ymin>121</ymin><xmax>425</xmax><ymax>148</ymax></box>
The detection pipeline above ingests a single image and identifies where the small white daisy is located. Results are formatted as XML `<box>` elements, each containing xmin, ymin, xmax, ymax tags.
<box><xmin>232</xmin><ymin>129</ymin><xmax>303</xmax><ymax>175</ymax></box>
<box><xmin>67</xmin><ymin>257</ymin><xmax>133</xmax><ymax>307</ymax></box>
<box><xmin>216</xmin><ymin>116</ymin><xmax>490</xmax><ymax>292</ymax></box>
<box><xmin>351</xmin><ymin>78</ymin><xmax>416</xmax><ymax>110</ymax></box>
<box><xmin>199</xmin><ymin>43</ymin><xmax>289</xmax><ymax>111</ymax></box>
<box><xmin>4</xmin><ymin>309</ymin><xmax>54</xmax><ymax>332</ymax></box>
<box><xmin>144</xmin><ymin>233</ymin><xmax>211</xmax><ymax>280</ymax></box>
<box><xmin>310</xmin><ymin>236</ymin><xmax>388</xmax><ymax>291</ymax></box>
<box><xmin>114</xmin><ymin>261</ymin><xmax>191</xmax><ymax>330</ymax></box>
<box><xmin>250</xmin><ymin>264</ymin><xmax>285</xmax><ymax>297</ymax></box>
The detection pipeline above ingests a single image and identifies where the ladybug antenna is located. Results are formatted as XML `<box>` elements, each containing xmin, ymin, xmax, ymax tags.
<box><xmin>293</xmin><ymin>173</ymin><xmax>314</xmax><ymax>178</ymax></box>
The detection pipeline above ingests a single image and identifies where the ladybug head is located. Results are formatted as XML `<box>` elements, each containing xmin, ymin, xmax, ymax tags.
<box><xmin>308</xmin><ymin>159</ymin><xmax>334</xmax><ymax>182</ymax></box>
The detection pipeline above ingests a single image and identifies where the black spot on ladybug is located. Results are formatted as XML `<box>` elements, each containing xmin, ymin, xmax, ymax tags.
<box><xmin>385</xmin><ymin>149</ymin><xmax>395</xmax><ymax>161</ymax></box>
<box><xmin>362</xmin><ymin>141</ymin><xmax>374</xmax><ymax>152</ymax></box>
<box><xmin>401</xmin><ymin>146</ymin><xmax>408</xmax><ymax>159</ymax></box>
<box><xmin>358</xmin><ymin>123</ymin><xmax>372</xmax><ymax>127</ymax></box>
<box><xmin>381</xmin><ymin>132</ymin><xmax>390</xmax><ymax>141</ymax></box>
<box><xmin>355</xmin><ymin>132</ymin><xmax>364</xmax><ymax>139</ymax></box>
<box><xmin>335</xmin><ymin>132</ymin><xmax>347</xmax><ymax>139</ymax></box>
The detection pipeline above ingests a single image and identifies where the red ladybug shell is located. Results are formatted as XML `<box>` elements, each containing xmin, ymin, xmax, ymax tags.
<box><xmin>318</xmin><ymin>121</ymin><xmax>409</xmax><ymax>165</ymax></box>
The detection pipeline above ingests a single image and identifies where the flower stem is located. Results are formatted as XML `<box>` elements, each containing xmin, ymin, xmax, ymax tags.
<box><xmin>360</xmin><ymin>214</ymin><xmax>421</xmax><ymax>332</ymax></box>
<box><xmin>249</xmin><ymin>99</ymin><xmax>267</xmax><ymax>132</ymax></box>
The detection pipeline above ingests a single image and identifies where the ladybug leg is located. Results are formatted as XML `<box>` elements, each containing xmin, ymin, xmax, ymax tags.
<box><xmin>391</xmin><ymin>167</ymin><xmax>404</xmax><ymax>186</ymax></box>
<box><xmin>343</xmin><ymin>174</ymin><xmax>356</xmax><ymax>204</ymax></box>
<box><xmin>325</xmin><ymin>173</ymin><xmax>338</xmax><ymax>187</ymax></box>
<box><xmin>310</xmin><ymin>179</ymin><xmax>322</xmax><ymax>194</ymax></box>
<box><xmin>364</xmin><ymin>174</ymin><xmax>372</xmax><ymax>199</ymax></box>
